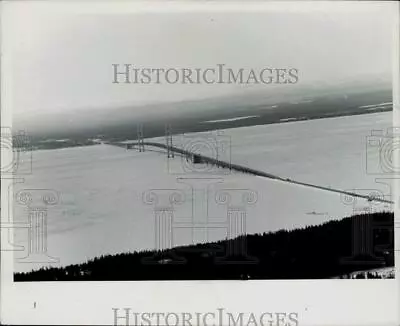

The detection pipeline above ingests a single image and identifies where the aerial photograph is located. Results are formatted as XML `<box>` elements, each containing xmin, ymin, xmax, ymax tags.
<box><xmin>5</xmin><ymin>7</ymin><xmax>395</xmax><ymax>281</ymax></box>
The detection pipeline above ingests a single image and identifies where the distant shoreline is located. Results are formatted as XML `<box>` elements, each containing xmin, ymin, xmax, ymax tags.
<box><xmin>26</xmin><ymin>107</ymin><xmax>392</xmax><ymax>151</ymax></box>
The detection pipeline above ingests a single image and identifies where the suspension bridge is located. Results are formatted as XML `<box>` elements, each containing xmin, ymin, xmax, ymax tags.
<box><xmin>106</xmin><ymin>139</ymin><xmax>394</xmax><ymax>205</ymax></box>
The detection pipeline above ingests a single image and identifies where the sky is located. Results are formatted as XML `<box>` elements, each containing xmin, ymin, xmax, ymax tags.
<box><xmin>2</xmin><ymin>1</ymin><xmax>397</xmax><ymax>124</ymax></box>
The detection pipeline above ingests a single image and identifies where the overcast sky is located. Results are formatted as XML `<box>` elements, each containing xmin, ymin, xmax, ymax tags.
<box><xmin>3</xmin><ymin>1</ymin><xmax>396</xmax><ymax>122</ymax></box>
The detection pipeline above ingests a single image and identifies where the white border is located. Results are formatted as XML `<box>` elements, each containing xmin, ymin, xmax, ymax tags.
<box><xmin>392</xmin><ymin>2</ymin><xmax>400</xmax><ymax>325</ymax></box>
<box><xmin>1</xmin><ymin>2</ymin><xmax>399</xmax><ymax>325</ymax></box>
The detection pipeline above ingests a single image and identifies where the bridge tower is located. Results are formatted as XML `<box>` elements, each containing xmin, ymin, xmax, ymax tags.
<box><xmin>165</xmin><ymin>124</ymin><xmax>174</xmax><ymax>158</ymax></box>
<box><xmin>137</xmin><ymin>124</ymin><xmax>145</xmax><ymax>152</ymax></box>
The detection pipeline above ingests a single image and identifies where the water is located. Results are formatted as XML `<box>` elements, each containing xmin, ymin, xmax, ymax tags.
<box><xmin>12</xmin><ymin>112</ymin><xmax>393</xmax><ymax>272</ymax></box>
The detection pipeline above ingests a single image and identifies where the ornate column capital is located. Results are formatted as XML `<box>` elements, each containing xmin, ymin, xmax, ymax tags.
<box><xmin>142</xmin><ymin>189</ymin><xmax>185</xmax><ymax>211</ymax></box>
<box><xmin>215</xmin><ymin>189</ymin><xmax>257</xmax><ymax>210</ymax></box>
<box><xmin>15</xmin><ymin>189</ymin><xmax>59</xmax><ymax>208</ymax></box>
